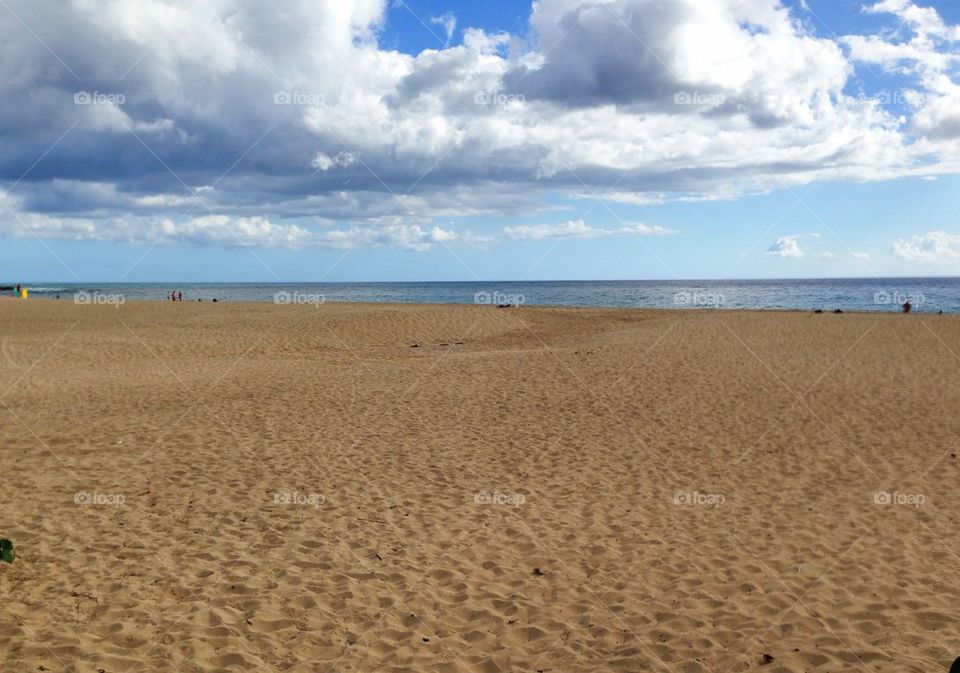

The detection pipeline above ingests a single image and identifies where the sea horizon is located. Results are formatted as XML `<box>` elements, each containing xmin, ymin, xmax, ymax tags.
<box><xmin>6</xmin><ymin>277</ymin><xmax>957</xmax><ymax>313</ymax></box>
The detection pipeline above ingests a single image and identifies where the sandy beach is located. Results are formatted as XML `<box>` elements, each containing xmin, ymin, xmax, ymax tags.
<box><xmin>2</xmin><ymin>299</ymin><xmax>959</xmax><ymax>672</ymax></box>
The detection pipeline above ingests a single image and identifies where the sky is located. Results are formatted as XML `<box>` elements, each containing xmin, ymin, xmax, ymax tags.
<box><xmin>1</xmin><ymin>0</ymin><xmax>960</xmax><ymax>282</ymax></box>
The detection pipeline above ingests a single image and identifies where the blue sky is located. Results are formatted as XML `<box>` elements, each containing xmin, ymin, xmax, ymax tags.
<box><xmin>381</xmin><ymin>0</ymin><xmax>530</xmax><ymax>54</ymax></box>
<box><xmin>2</xmin><ymin>0</ymin><xmax>960</xmax><ymax>282</ymax></box>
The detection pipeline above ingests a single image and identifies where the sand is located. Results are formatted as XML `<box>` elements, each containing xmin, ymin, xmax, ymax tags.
<box><xmin>1</xmin><ymin>299</ymin><xmax>959</xmax><ymax>672</ymax></box>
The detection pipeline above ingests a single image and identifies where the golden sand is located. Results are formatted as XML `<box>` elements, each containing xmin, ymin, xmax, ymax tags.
<box><xmin>2</xmin><ymin>300</ymin><xmax>958</xmax><ymax>672</ymax></box>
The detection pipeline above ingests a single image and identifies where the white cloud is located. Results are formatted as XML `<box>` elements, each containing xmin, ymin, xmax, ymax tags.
<box><xmin>313</xmin><ymin>223</ymin><xmax>481</xmax><ymax>251</ymax></box>
<box><xmin>865</xmin><ymin>1</ymin><xmax>960</xmax><ymax>41</ymax></box>
<box><xmin>767</xmin><ymin>235</ymin><xmax>805</xmax><ymax>258</ymax></box>
<box><xmin>430</xmin><ymin>12</ymin><xmax>457</xmax><ymax>45</ymax></box>
<box><xmin>768</xmin><ymin>233</ymin><xmax>841</xmax><ymax>259</ymax></box>
<box><xmin>0</xmin><ymin>211</ymin><xmax>316</xmax><ymax>248</ymax></box>
<box><xmin>843</xmin><ymin>1</ymin><xmax>960</xmax><ymax>141</ymax></box>
<box><xmin>0</xmin><ymin>0</ymin><xmax>959</xmax><ymax>249</ymax></box>
<box><xmin>504</xmin><ymin>220</ymin><xmax>595</xmax><ymax>240</ymax></box>
<box><xmin>0</xmin><ymin>207</ymin><xmax>483</xmax><ymax>252</ymax></box>
<box><xmin>503</xmin><ymin>219</ymin><xmax>677</xmax><ymax>240</ymax></box>
<box><xmin>575</xmin><ymin>192</ymin><xmax>668</xmax><ymax>207</ymax></box>
<box><xmin>620</xmin><ymin>223</ymin><xmax>678</xmax><ymax>236</ymax></box>
<box><xmin>310</xmin><ymin>151</ymin><xmax>358</xmax><ymax>172</ymax></box>
<box><xmin>893</xmin><ymin>231</ymin><xmax>960</xmax><ymax>264</ymax></box>
<box><xmin>851</xmin><ymin>251</ymin><xmax>871</xmax><ymax>260</ymax></box>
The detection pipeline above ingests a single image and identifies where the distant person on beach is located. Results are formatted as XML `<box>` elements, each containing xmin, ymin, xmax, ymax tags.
<box><xmin>902</xmin><ymin>300</ymin><xmax>912</xmax><ymax>314</ymax></box>
<box><xmin>171</xmin><ymin>290</ymin><xmax>176</xmax><ymax>301</ymax></box>
<box><xmin>177</xmin><ymin>290</ymin><xmax>182</xmax><ymax>301</ymax></box>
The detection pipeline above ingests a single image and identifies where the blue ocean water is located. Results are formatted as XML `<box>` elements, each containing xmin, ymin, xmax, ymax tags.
<box><xmin>8</xmin><ymin>278</ymin><xmax>960</xmax><ymax>313</ymax></box>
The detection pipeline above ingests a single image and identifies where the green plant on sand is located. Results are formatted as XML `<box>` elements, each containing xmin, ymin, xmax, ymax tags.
<box><xmin>0</xmin><ymin>539</ymin><xmax>13</xmax><ymax>563</ymax></box>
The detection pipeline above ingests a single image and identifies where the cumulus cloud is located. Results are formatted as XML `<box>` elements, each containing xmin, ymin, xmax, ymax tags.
<box><xmin>851</xmin><ymin>251</ymin><xmax>871</xmax><ymax>261</ymax></box>
<box><xmin>843</xmin><ymin>1</ymin><xmax>960</xmax><ymax>140</ymax></box>
<box><xmin>768</xmin><ymin>233</ymin><xmax>844</xmax><ymax>260</ymax></box>
<box><xmin>0</xmin><ymin>0</ymin><xmax>958</xmax><ymax>250</ymax></box>
<box><xmin>503</xmin><ymin>219</ymin><xmax>677</xmax><ymax>240</ymax></box>
<box><xmin>507</xmin><ymin>0</ymin><xmax>852</xmax><ymax>126</ymax></box>
<box><xmin>767</xmin><ymin>235</ymin><xmax>805</xmax><ymax>258</ymax></box>
<box><xmin>893</xmin><ymin>231</ymin><xmax>960</xmax><ymax>264</ymax></box>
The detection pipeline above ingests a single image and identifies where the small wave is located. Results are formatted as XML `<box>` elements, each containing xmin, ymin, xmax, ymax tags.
<box><xmin>23</xmin><ymin>286</ymin><xmax>71</xmax><ymax>293</ymax></box>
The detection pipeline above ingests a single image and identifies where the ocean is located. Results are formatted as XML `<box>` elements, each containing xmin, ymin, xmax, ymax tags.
<box><xmin>8</xmin><ymin>278</ymin><xmax>960</xmax><ymax>313</ymax></box>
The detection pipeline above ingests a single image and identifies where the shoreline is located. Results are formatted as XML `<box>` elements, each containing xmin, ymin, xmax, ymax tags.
<box><xmin>2</xmin><ymin>294</ymin><xmax>948</xmax><ymax>316</ymax></box>
<box><xmin>7</xmin><ymin>276</ymin><xmax>952</xmax><ymax>315</ymax></box>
